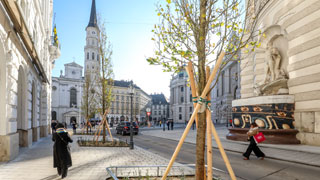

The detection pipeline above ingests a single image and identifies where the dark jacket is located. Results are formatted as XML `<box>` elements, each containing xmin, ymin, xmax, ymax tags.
<box><xmin>52</xmin><ymin>129</ymin><xmax>73</xmax><ymax>168</ymax></box>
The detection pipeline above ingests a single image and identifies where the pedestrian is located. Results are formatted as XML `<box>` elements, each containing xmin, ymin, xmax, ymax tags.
<box><xmin>167</xmin><ymin>120</ymin><xmax>170</xmax><ymax>130</ymax></box>
<box><xmin>243</xmin><ymin>122</ymin><xmax>265</xmax><ymax>160</ymax></box>
<box><xmin>229</xmin><ymin>119</ymin><xmax>233</xmax><ymax>127</ymax></box>
<box><xmin>170</xmin><ymin>120</ymin><xmax>173</xmax><ymax>130</ymax></box>
<box><xmin>52</xmin><ymin>123</ymin><xmax>73</xmax><ymax>179</ymax></box>
<box><xmin>192</xmin><ymin>121</ymin><xmax>195</xmax><ymax>130</ymax></box>
<box><xmin>71</xmin><ymin>120</ymin><xmax>77</xmax><ymax>134</ymax></box>
<box><xmin>51</xmin><ymin>120</ymin><xmax>57</xmax><ymax>133</ymax></box>
<box><xmin>159</xmin><ymin>120</ymin><xmax>162</xmax><ymax>127</ymax></box>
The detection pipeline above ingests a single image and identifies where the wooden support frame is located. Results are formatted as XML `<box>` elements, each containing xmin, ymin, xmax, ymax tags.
<box><xmin>161</xmin><ymin>51</ymin><xmax>225</xmax><ymax>180</ymax></box>
<box><xmin>186</xmin><ymin>62</ymin><xmax>199</xmax><ymax>129</ymax></box>
<box><xmin>206</xmin><ymin>66</ymin><xmax>213</xmax><ymax>180</ymax></box>
<box><xmin>93</xmin><ymin>109</ymin><xmax>114</xmax><ymax>142</ymax></box>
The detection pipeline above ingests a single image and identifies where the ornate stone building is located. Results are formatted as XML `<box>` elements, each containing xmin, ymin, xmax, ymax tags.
<box><xmin>150</xmin><ymin>93</ymin><xmax>169</xmax><ymax>124</ymax></box>
<box><xmin>211</xmin><ymin>60</ymin><xmax>241</xmax><ymax>124</ymax></box>
<box><xmin>0</xmin><ymin>0</ymin><xmax>59</xmax><ymax>161</ymax></box>
<box><xmin>51</xmin><ymin>62</ymin><xmax>84</xmax><ymax>125</ymax></box>
<box><xmin>169</xmin><ymin>70</ymin><xmax>194</xmax><ymax>124</ymax></box>
<box><xmin>230</xmin><ymin>0</ymin><xmax>320</xmax><ymax>145</ymax></box>
<box><xmin>108</xmin><ymin>81</ymin><xmax>151</xmax><ymax>124</ymax></box>
<box><xmin>52</xmin><ymin>0</ymin><xmax>151</xmax><ymax>125</ymax></box>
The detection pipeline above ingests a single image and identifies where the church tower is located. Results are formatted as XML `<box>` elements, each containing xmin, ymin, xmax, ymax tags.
<box><xmin>84</xmin><ymin>0</ymin><xmax>100</xmax><ymax>79</ymax></box>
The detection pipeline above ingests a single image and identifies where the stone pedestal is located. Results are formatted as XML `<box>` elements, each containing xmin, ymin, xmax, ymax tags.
<box><xmin>228</xmin><ymin>95</ymin><xmax>301</xmax><ymax>144</ymax></box>
<box><xmin>32</xmin><ymin>127</ymin><xmax>40</xmax><ymax>142</ymax></box>
<box><xmin>0</xmin><ymin>133</ymin><xmax>19</xmax><ymax>161</ymax></box>
<box><xmin>18</xmin><ymin>129</ymin><xmax>32</xmax><ymax>147</ymax></box>
<box><xmin>40</xmin><ymin>125</ymin><xmax>48</xmax><ymax>137</ymax></box>
<box><xmin>227</xmin><ymin>128</ymin><xmax>300</xmax><ymax>144</ymax></box>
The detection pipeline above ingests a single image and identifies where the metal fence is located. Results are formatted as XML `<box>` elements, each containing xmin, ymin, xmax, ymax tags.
<box><xmin>106</xmin><ymin>164</ymin><xmax>225</xmax><ymax>180</ymax></box>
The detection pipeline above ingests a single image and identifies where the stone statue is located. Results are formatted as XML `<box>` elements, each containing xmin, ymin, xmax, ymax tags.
<box><xmin>254</xmin><ymin>41</ymin><xmax>288</xmax><ymax>96</ymax></box>
<box><xmin>263</xmin><ymin>42</ymin><xmax>282</xmax><ymax>84</ymax></box>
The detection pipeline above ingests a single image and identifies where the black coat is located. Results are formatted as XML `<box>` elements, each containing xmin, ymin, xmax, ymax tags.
<box><xmin>52</xmin><ymin>131</ymin><xmax>73</xmax><ymax>168</ymax></box>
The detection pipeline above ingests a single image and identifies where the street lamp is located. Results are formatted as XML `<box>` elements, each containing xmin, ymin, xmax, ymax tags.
<box><xmin>128</xmin><ymin>81</ymin><xmax>135</xmax><ymax>149</ymax></box>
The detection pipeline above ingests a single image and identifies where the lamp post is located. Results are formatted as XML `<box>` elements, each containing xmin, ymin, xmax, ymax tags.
<box><xmin>128</xmin><ymin>82</ymin><xmax>135</xmax><ymax>149</ymax></box>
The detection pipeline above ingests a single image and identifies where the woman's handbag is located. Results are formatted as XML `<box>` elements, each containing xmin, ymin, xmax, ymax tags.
<box><xmin>253</xmin><ymin>132</ymin><xmax>266</xmax><ymax>143</ymax></box>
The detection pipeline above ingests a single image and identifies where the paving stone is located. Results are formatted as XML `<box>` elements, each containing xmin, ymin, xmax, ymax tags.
<box><xmin>0</xmin><ymin>134</ymin><xmax>191</xmax><ymax>180</ymax></box>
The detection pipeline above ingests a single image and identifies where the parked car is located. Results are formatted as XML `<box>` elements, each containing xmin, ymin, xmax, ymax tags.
<box><xmin>116</xmin><ymin>122</ymin><xmax>139</xmax><ymax>135</ymax></box>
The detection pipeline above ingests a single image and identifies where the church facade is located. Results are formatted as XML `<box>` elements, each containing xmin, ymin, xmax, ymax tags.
<box><xmin>52</xmin><ymin>0</ymin><xmax>151</xmax><ymax>126</ymax></box>
<box><xmin>0</xmin><ymin>0</ymin><xmax>59</xmax><ymax>161</ymax></box>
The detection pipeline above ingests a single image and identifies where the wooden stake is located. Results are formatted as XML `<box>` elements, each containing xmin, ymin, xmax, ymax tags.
<box><xmin>185</xmin><ymin>62</ymin><xmax>199</xmax><ymax>129</ymax></box>
<box><xmin>162</xmin><ymin>51</ymin><xmax>225</xmax><ymax>180</ymax></box>
<box><xmin>210</xmin><ymin>121</ymin><xmax>237</xmax><ymax>180</ymax></box>
<box><xmin>206</xmin><ymin>66</ymin><xmax>213</xmax><ymax>180</ymax></box>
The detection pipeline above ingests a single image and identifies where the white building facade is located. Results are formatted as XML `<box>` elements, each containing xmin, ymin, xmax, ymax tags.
<box><xmin>169</xmin><ymin>70</ymin><xmax>193</xmax><ymax>124</ymax></box>
<box><xmin>211</xmin><ymin>60</ymin><xmax>241</xmax><ymax>124</ymax></box>
<box><xmin>52</xmin><ymin>63</ymin><xmax>84</xmax><ymax>125</ymax></box>
<box><xmin>0</xmin><ymin>0</ymin><xmax>59</xmax><ymax>161</ymax></box>
<box><xmin>52</xmin><ymin>0</ymin><xmax>151</xmax><ymax>126</ymax></box>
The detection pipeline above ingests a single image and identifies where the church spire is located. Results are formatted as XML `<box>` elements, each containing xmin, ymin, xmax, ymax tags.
<box><xmin>87</xmin><ymin>0</ymin><xmax>97</xmax><ymax>28</ymax></box>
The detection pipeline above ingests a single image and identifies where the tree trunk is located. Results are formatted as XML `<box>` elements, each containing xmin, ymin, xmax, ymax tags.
<box><xmin>196</xmin><ymin>111</ymin><xmax>206</xmax><ymax>179</ymax></box>
<box><xmin>195</xmin><ymin>0</ymin><xmax>208</xmax><ymax>179</ymax></box>
<box><xmin>86</xmin><ymin>118</ymin><xmax>89</xmax><ymax>134</ymax></box>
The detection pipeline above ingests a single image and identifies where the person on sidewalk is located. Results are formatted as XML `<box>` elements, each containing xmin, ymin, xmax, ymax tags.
<box><xmin>52</xmin><ymin>123</ymin><xmax>73</xmax><ymax>179</ymax></box>
<box><xmin>71</xmin><ymin>120</ymin><xmax>77</xmax><ymax>134</ymax></box>
<box><xmin>51</xmin><ymin>120</ymin><xmax>57</xmax><ymax>133</ymax></box>
<box><xmin>243</xmin><ymin>122</ymin><xmax>265</xmax><ymax>160</ymax></box>
<box><xmin>170</xmin><ymin>120</ymin><xmax>174</xmax><ymax>130</ymax></box>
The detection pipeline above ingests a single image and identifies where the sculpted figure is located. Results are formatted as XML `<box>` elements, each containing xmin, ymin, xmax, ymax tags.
<box><xmin>263</xmin><ymin>42</ymin><xmax>281</xmax><ymax>84</ymax></box>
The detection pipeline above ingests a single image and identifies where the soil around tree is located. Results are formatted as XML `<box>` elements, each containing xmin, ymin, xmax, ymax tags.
<box><xmin>77</xmin><ymin>139</ymin><xmax>129</xmax><ymax>147</ymax></box>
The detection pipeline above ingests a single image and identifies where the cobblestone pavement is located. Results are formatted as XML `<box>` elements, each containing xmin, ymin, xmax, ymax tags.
<box><xmin>142</xmin><ymin>126</ymin><xmax>320</xmax><ymax>167</ymax></box>
<box><xmin>0</xmin><ymin>134</ymin><xmax>193</xmax><ymax>180</ymax></box>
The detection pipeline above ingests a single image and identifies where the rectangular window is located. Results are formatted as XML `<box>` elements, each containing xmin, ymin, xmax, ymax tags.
<box><xmin>181</xmin><ymin>86</ymin><xmax>184</xmax><ymax>92</ymax></box>
<box><xmin>190</xmin><ymin>106</ymin><xmax>193</xmax><ymax>112</ymax></box>
<box><xmin>180</xmin><ymin>96</ymin><xmax>184</xmax><ymax>103</ymax></box>
<box><xmin>179</xmin><ymin>114</ymin><xmax>182</xmax><ymax>120</ymax></box>
<box><xmin>159</xmin><ymin>111</ymin><xmax>161</xmax><ymax>115</ymax></box>
<box><xmin>190</xmin><ymin>94</ymin><xmax>192</xmax><ymax>102</ymax></box>
<box><xmin>179</xmin><ymin>107</ymin><xmax>182</xmax><ymax>112</ymax></box>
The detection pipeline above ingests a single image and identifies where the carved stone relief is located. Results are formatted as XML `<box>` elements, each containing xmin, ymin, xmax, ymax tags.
<box><xmin>254</xmin><ymin>26</ymin><xmax>289</xmax><ymax>96</ymax></box>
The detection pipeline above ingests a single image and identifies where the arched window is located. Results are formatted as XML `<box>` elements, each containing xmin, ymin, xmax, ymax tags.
<box><xmin>52</xmin><ymin>111</ymin><xmax>57</xmax><ymax>120</ymax></box>
<box><xmin>87</xmin><ymin>52</ymin><xmax>89</xmax><ymax>60</ymax></box>
<box><xmin>92</xmin><ymin>52</ymin><xmax>94</xmax><ymax>60</ymax></box>
<box><xmin>70</xmin><ymin>88</ymin><xmax>77</xmax><ymax>107</ymax></box>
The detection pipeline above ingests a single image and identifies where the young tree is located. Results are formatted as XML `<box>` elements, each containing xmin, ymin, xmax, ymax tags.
<box><xmin>97</xmin><ymin>20</ymin><xmax>114</xmax><ymax>143</ymax></box>
<box><xmin>147</xmin><ymin>0</ymin><xmax>269</xmax><ymax>179</ymax></box>
<box><xmin>81</xmin><ymin>73</ymin><xmax>97</xmax><ymax>134</ymax></box>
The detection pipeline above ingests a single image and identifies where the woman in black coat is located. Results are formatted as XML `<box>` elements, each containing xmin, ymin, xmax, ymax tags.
<box><xmin>52</xmin><ymin>123</ymin><xmax>73</xmax><ymax>179</ymax></box>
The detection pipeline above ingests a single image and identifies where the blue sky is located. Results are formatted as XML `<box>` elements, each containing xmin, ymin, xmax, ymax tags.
<box><xmin>53</xmin><ymin>0</ymin><xmax>171</xmax><ymax>97</ymax></box>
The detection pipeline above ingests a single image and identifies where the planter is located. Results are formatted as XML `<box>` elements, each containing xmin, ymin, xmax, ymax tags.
<box><xmin>106</xmin><ymin>165</ymin><xmax>226</xmax><ymax>180</ymax></box>
<box><xmin>77</xmin><ymin>138</ymin><xmax>129</xmax><ymax>147</ymax></box>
